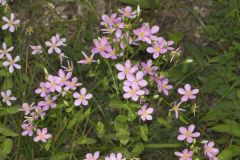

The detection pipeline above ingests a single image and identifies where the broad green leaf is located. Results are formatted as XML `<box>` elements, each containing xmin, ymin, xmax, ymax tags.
<box><xmin>218</xmin><ymin>145</ymin><xmax>240</xmax><ymax>160</ymax></box>
<box><xmin>210</xmin><ymin>120</ymin><xmax>240</xmax><ymax>137</ymax></box>
<box><xmin>140</xmin><ymin>125</ymin><xmax>148</xmax><ymax>142</ymax></box>
<box><xmin>184</xmin><ymin>42</ymin><xmax>205</xmax><ymax>66</ymax></box>
<box><xmin>77</xmin><ymin>136</ymin><xmax>96</xmax><ymax>145</ymax></box>
<box><xmin>116</xmin><ymin>129</ymin><xmax>130</xmax><ymax>145</ymax></box>
<box><xmin>131</xmin><ymin>142</ymin><xmax>144</xmax><ymax>156</ymax></box>
<box><xmin>2</xmin><ymin>139</ymin><xmax>12</xmax><ymax>154</ymax></box>
<box><xmin>0</xmin><ymin>124</ymin><xmax>17</xmax><ymax>137</ymax></box>
<box><xmin>96</xmin><ymin>121</ymin><xmax>105</xmax><ymax>138</ymax></box>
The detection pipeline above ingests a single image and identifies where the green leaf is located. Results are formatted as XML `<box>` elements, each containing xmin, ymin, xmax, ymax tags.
<box><xmin>77</xmin><ymin>136</ymin><xmax>96</xmax><ymax>145</ymax></box>
<box><xmin>0</xmin><ymin>124</ymin><xmax>17</xmax><ymax>137</ymax></box>
<box><xmin>140</xmin><ymin>125</ymin><xmax>148</xmax><ymax>142</ymax></box>
<box><xmin>1</xmin><ymin>78</ymin><xmax>13</xmax><ymax>90</ymax></box>
<box><xmin>131</xmin><ymin>142</ymin><xmax>144</xmax><ymax>156</ymax></box>
<box><xmin>0</xmin><ymin>107</ymin><xmax>20</xmax><ymax>116</ymax></box>
<box><xmin>116</xmin><ymin>129</ymin><xmax>130</xmax><ymax>145</ymax></box>
<box><xmin>184</xmin><ymin>42</ymin><xmax>205</xmax><ymax>66</ymax></box>
<box><xmin>210</xmin><ymin>120</ymin><xmax>240</xmax><ymax>137</ymax></box>
<box><xmin>96</xmin><ymin>121</ymin><xmax>105</xmax><ymax>138</ymax></box>
<box><xmin>2</xmin><ymin>139</ymin><xmax>12</xmax><ymax>154</ymax></box>
<box><xmin>168</xmin><ymin>32</ymin><xmax>183</xmax><ymax>44</ymax></box>
<box><xmin>218</xmin><ymin>145</ymin><xmax>240</xmax><ymax>160</ymax></box>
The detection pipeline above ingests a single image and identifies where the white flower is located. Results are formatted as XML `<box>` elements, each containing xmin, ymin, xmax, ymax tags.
<box><xmin>0</xmin><ymin>0</ymin><xmax>6</xmax><ymax>6</ymax></box>
<box><xmin>3</xmin><ymin>55</ymin><xmax>21</xmax><ymax>73</ymax></box>
<box><xmin>1</xmin><ymin>90</ymin><xmax>17</xmax><ymax>106</ymax></box>
<box><xmin>2</xmin><ymin>13</ymin><xmax>20</xmax><ymax>32</ymax></box>
<box><xmin>0</xmin><ymin>42</ymin><xmax>14</xmax><ymax>59</ymax></box>
<box><xmin>45</xmin><ymin>34</ymin><xmax>66</xmax><ymax>54</ymax></box>
<box><xmin>30</xmin><ymin>45</ymin><xmax>42</xmax><ymax>55</ymax></box>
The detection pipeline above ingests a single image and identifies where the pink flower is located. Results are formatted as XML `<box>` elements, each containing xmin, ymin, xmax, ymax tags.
<box><xmin>45</xmin><ymin>34</ymin><xmax>66</xmax><ymax>54</ymax></box>
<box><xmin>78</xmin><ymin>51</ymin><xmax>97</xmax><ymax>64</ymax></box>
<box><xmin>204</xmin><ymin>141</ymin><xmax>219</xmax><ymax>160</ymax></box>
<box><xmin>0</xmin><ymin>42</ymin><xmax>14</xmax><ymax>59</ymax></box>
<box><xmin>34</xmin><ymin>128</ymin><xmax>52</xmax><ymax>143</ymax></box>
<box><xmin>164</xmin><ymin>40</ymin><xmax>174</xmax><ymax>51</ymax></box>
<box><xmin>30</xmin><ymin>45</ymin><xmax>42</xmax><ymax>55</ymax></box>
<box><xmin>58</xmin><ymin>69</ymin><xmax>72</xmax><ymax>85</ymax></box>
<box><xmin>177</xmin><ymin>124</ymin><xmax>200</xmax><ymax>143</ymax></box>
<box><xmin>31</xmin><ymin>106</ymin><xmax>46</xmax><ymax>120</ymax></box>
<box><xmin>157</xmin><ymin>78</ymin><xmax>173</xmax><ymax>96</ymax></box>
<box><xmin>3</xmin><ymin>55</ymin><xmax>21</xmax><ymax>73</ymax></box>
<box><xmin>105</xmin><ymin>152</ymin><xmax>126</xmax><ymax>160</ymax></box>
<box><xmin>1</xmin><ymin>90</ymin><xmax>17</xmax><ymax>106</ymax></box>
<box><xmin>45</xmin><ymin>75</ymin><xmax>62</xmax><ymax>92</ymax></box>
<box><xmin>138</xmin><ymin>104</ymin><xmax>153</xmax><ymax>121</ymax></box>
<box><xmin>146</xmin><ymin>37</ymin><xmax>167</xmax><ymax>59</ymax></box>
<box><xmin>123</xmin><ymin>84</ymin><xmax>145</xmax><ymax>101</ymax></box>
<box><xmin>124</xmin><ymin>71</ymin><xmax>147</xmax><ymax>87</ymax></box>
<box><xmin>133</xmin><ymin>24</ymin><xmax>159</xmax><ymax>44</ymax></box>
<box><xmin>38</xmin><ymin>95</ymin><xmax>57</xmax><ymax>111</ymax></box>
<box><xmin>0</xmin><ymin>0</ymin><xmax>6</xmax><ymax>6</ymax></box>
<box><xmin>35</xmin><ymin>82</ymin><xmax>50</xmax><ymax>97</ymax></box>
<box><xmin>73</xmin><ymin>88</ymin><xmax>92</xmax><ymax>106</ymax></box>
<box><xmin>91</xmin><ymin>37</ymin><xmax>112</xmax><ymax>57</ymax></box>
<box><xmin>115</xmin><ymin>59</ymin><xmax>138</xmax><ymax>80</ymax></box>
<box><xmin>84</xmin><ymin>151</ymin><xmax>100</xmax><ymax>160</ymax></box>
<box><xmin>141</xmin><ymin>59</ymin><xmax>158</xmax><ymax>76</ymax></box>
<box><xmin>178</xmin><ymin>84</ymin><xmax>199</xmax><ymax>102</ymax></box>
<box><xmin>118</xmin><ymin>6</ymin><xmax>137</xmax><ymax>19</ymax></box>
<box><xmin>175</xmin><ymin>149</ymin><xmax>193</xmax><ymax>160</ymax></box>
<box><xmin>2</xmin><ymin>13</ymin><xmax>20</xmax><ymax>32</ymax></box>
<box><xmin>100</xmin><ymin>13</ymin><xmax>120</xmax><ymax>27</ymax></box>
<box><xmin>64</xmin><ymin>77</ymin><xmax>82</xmax><ymax>91</ymax></box>
<box><xmin>19</xmin><ymin>103</ymin><xmax>35</xmax><ymax>115</ymax></box>
<box><xmin>21</xmin><ymin>123</ymin><xmax>34</xmax><ymax>136</ymax></box>
<box><xmin>169</xmin><ymin>101</ymin><xmax>185</xmax><ymax>119</ymax></box>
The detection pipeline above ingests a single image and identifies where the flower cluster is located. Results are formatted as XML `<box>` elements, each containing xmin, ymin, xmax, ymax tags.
<box><xmin>19</xmin><ymin>66</ymin><xmax>92</xmax><ymax>142</ymax></box>
<box><xmin>175</xmin><ymin>124</ymin><xmax>219</xmax><ymax>160</ymax></box>
<box><xmin>84</xmin><ymin>151</ymin><xmax>126</xmax><ymax>160</ymax></box>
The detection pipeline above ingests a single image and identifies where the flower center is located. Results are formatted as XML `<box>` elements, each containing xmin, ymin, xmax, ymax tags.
<box><xmin>186</xmin><ymin>131</ymin><xmax>192</xmax><ymax>137</ymax></box>
<box><xmin>79</xmin><ymin>95</ymin><xmax>85</xmax><ymax>100</ymax></box>
<box><xmin>10</xmin><ymin>60</ymin><xmax>15</xmax><ymax>65</ymax></box>
<box><xmin>155</xmin><ymin>46</ymin><xmax>161</xmax><ymax>52</ymax></box>
<box><xmin>186</xmin><ymin>91</ymin><xmax>192</xmax><ymax>96</ymax></box>
<box><xmin>99</xmin><ymin>45</ymin><xmax>105</xmax><ymax>51</ymax></box>
<box><xmin>182</xmin><ymin>153</ymin><xmax>190</xmax><ymax>158</ymax></box>
<box><xmin>130</xmin><ymin>89</ymin><xmax>136</xmax><ymax>95</ymax></box>
<box><xmin>8</xmin><ymin>20</ymin><xmax>14</xmax><ymax>26</ymax></box>
<box><xmin>139</xmin><ymin>32</ymin><xmax>145</xmax><ymax>37</ymax></box>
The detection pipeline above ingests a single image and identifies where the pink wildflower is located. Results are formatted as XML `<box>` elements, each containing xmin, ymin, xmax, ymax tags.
<box><xmin>118</xmin><ymin>6</ymin><xmax>137</xmax><ymax>19</ymax></box>
<box><xmin>178</xmin><ymin>84</ymin><xmax>199</xmax><ymax>102</ymax></box>
<box><xmin>0</xmin><ymin>42</ymin><xmax>14</xmax><ymax>59</ymax></box>
<box><xmin>30</xmin><ymin>45</ymin><xmax>42</xmax><ymax>55</ymax></box>
<box><xmin>58</xmin><ymin>69</ymin><xmax>72</xmax><ymax>85</ymax></box>
<box><xmin>175</xmin><ymin>149</ymin><xmax>193</xmax><ymax>160</ymax></box>
<box><xmin>177</xmin><ymin>124</ymin><xmax>200</xmax><ymax>143</ymax></box>
<box><xmin>19</xmin><ymin>103</ymin><xmax>35</xmax><ymax>115</ymax></box>
<box><xmin>45</xmin><ymin>34</ymin><xmax>66</xmax><ymax>54</ymax></box>
<box><xmin>21</xmin><ymin>123</ymin><xmax>34</xmax><ymax>136</ymax></box>
<box><xmin>38</xmin><ymin>95</ymin><xmax>57</xmax><ymax>111</ymax></box>
<box><xmin>1</xmin><ymin>90</ymin><xmax>17</xmax><ymax>106</ymax></box>
<box><xmin>204</xmin><ymin>141</ymin><xmax>219</xmax><ymax>160</ymax></box>
<box><xmin>35</xmin><ymin>82</ymin><xmax>50</xmax><ymax>97</ymax></box>
<box><xmin>157</xmin><ymin>78</ymin><xmax>173</xmax><ymax>96</ymax></box>
<box><xmin>115</xmin><ymin>59</ymin><xmax>138</xmax><ymax>80</ymax></box>
<box><xmin>73</xmin><ymin>88</ymin><xmax>92</xmax><ymax>106</ymax></box>
<box><xmin>78</xmin><ymin>51</ymin><xmax>97</xmax><ymax>64</ymax></box>
<box><xmin>91</xmin><ymin>37</ymin><xmax>112</xmax><ymax>57</ymax></box>
<box><xmin>64</xmin><ymin>77</ymin><xmax>82</xmax><ymax>91</ymax></box>
<box><xmin>123</xmin><ymin>84</ymin><xmax>145</xmax><ymax>101</ymax></box>
<box><xmin>45</xmin><ymin>75</ymin><xmax>62</xmax><ymax>92</ymax></box>
<box><xmin>2</xmin><ymin>13</ymin><xmax>20</xmax><ymax>32</ymax></box>
<box><xmin>138</xmin><ymin>104</ymin><xmax>153</xmax><ymax>121</ymax></box>
<box><xmin>141</xmin><ymin>59</ymin><xmax>158</xmax><ymax>76</ymax></box>
<box><xmin>105</xmin><ymin>153</ymin><xmax>126</xmax><ymax>160</ymax></box>
<box><xmin>133</xmin><ymin>24</ymin><xmax>159</xmax><ymax>44</ymax></box>
<box><xmin>34</xmin><ymin>128</ymin><xmax>52</xmax><ymax>143</ymax></box>
<box><xmin>146</xmin><ymin>37</ymin><xmax>167</xmax><ymax>59</ymax></box>
<box><xmin>84</xmin><ymin>151</ymin><xmax>100</xmax><ymax>160</ymax></box>
<box><xmin>3</xmin><ymin>55</ymin><xmax>21</xmax><ymax>73</ymax></box>
<box><xmin>124</xmin><ymin>71</ymin><xmax>147</xmax><ymax>87</ymax></box>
